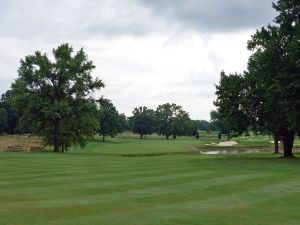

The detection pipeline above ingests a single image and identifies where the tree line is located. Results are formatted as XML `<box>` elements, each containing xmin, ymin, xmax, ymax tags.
<box><xmin>129</xmin><ymin>103</ymin><xmax>199</xmax><ymax>140</ymax></box>
<box><xmin>212</xmin><ymin>0</ymin><xmax>300</xmax><ymax>157</ymax></box>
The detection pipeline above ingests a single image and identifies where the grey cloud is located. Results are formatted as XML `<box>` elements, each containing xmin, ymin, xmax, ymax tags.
<box><xmin>0</xmin><ymin>0</ymin><xmax>277</xmax><ymax>42</ymax></box>
<box><xmin>140</xmin><ymin>0</ymin><xmax>276</xmax><ymax>32</ymax></box>
<box><xmin>0</xmin><ymin>0</ymin><xmax>275</xmax><ymax>120</ymax></box>
<box><xmin>0</xmin><ymin>0</ymin><xmax>160</xmax><ymax>41</ymax></box>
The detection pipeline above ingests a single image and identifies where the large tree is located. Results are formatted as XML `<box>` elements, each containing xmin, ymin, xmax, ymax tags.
<box><xmin>214</xmin><ymin>0</ymin><xmax>300</xmax><ymax>157</ymax></box>
<box><xmin>11</xmin><ymin>43</ymin><xmax>104</xmax><ymax>152</ymax></box>
<box><xmin>246</xmin><ymin>0</ymin><xmax>300</xmax><ymax>157</ymax></box>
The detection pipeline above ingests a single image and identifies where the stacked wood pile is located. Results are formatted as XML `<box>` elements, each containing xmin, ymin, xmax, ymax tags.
<box><xmin>7</xmin><ymin>145</ymin><xmax>25</xmax><ymax>152</ymax></box>
<box><xmin>6</xmin><ymin>145</ymin><xmax>45</xmax><ymax>152</ymax></box>
<box><xmin>29</xmin><ymin>146</ymin><xmax>45</xmax><ymax>152</ymax></box>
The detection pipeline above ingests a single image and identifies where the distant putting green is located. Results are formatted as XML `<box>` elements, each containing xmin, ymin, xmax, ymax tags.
<box><xmin>0</xmin><ymin>136</ymin><xmax>300</xmax><ymax>225</ymax></box>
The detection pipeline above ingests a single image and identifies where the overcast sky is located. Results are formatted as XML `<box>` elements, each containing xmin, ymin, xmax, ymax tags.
<box><xmin>0</xmin><ymin>0</ymin><xmax>276</xmax><ymax>120</ymax></box>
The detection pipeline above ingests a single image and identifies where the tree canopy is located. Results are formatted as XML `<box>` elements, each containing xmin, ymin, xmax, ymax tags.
<box><xmin>214</xmin><ymin>0</ymin><xmax>300</xmax><ymax>157</ymax></box>
<box><xmin>131</xmin><ymin>106</ymin><xmax>157</xmax><ymax>139</ymax></box>
<box><xmin>0</xmin><ymin>90</ymin><xmax>19</xmax><ymax>134</ymax></box>
<box><xmin>156</xmin><ymin>103</ymin><xmax>197</xmax><ymax>139</ymax></box>
<box><xmin>11</xmin><ymin>43</ymin><xmax>104</xmax><ymax>152</ymax></box>
<box><xmin>97</xmin><ymin>98</ymin><xmax>123</xmax><ymax>142</ymax></box>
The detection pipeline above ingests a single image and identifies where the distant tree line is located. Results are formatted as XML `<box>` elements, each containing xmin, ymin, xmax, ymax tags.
<box><xmin>129</xmin><ymin>103</ymin><xmax>199</xmax><ymax>140</ymax></box>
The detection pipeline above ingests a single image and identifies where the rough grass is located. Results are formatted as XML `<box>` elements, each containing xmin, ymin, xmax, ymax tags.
<box><xmin>0</xmin><ymin>135</ymin><xmax>42</xmax><ymax>151</ymax></box>
<box><xmin>0</xmin><ymin>135</ymin><xmax>300</xmax><ymax>225</ymax></box>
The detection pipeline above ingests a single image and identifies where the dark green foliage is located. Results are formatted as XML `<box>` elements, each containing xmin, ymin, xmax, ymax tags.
<box><xmin>131</xmin><ymin>106</ymin><xmax>156</xmax><ymax>139</ymax></box>
<box><xmin>210</xmin><ymin>110</ymin><xmax>232</xmax><ymax>139</ymax></box>
<box><xmin>156</xmin><ymin>103</ymin><xmax>174</xmax><ymax>139</ymax></box>
<box><xmin>0</xmin><ymin>108</ymin><xmax>7</xmax><ymax>134</ymax></box>
<box><xmin>246</xmin><ymin>0</ymin><xmax>300</xmax><ymax>157</ymax></box>
<box><xmin>156</xmin><ymin>103</ymin><xmax>198</xmax><ymax>139</ymax></box>
<box><xmin>214</xmin><ymin>71</ymin><xmax>250</xmax><ymax>135</ymax></box>
<box><xmin>0</xmin><ymin>90</ymin><xmax>18</xmax><ymax>134</ymax></box>
<box><xmin>118</xmin><ymin>113</ymin><xmax>129</xmax><ymax>132</ymax></box>
<box><xmin>194</xmin><ymin>120</ymin><xmax>211</xmax><ymax>131</ymax></box>
<box><xmin>11</xmin><ymin>43</ymin><xmax>104</xmax><ymax>152</ymax></box>
<box><xmin>97</xmin><ymin>98</ymin><xmax>123</xmax><ymax>142</ymax></box>
<box><xmin>181</xmin><ymin>119</ymin><xmax>198</xmax><ymax>138</ymax></box>
<box><xmin>214</xmin><ymin>0</ymin><xmax>300</xmax><ymax>157</ymax></box>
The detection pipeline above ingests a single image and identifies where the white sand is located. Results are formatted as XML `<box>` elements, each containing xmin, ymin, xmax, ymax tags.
<box><xmin>206</xmin><ymin>141</ymin><xmax>238</xmax><ymax>147</ymax></box>
<box><xmin>215</xmin><ymin>141</ymin><xmax>238</xmax><ymax>146</ymax></box>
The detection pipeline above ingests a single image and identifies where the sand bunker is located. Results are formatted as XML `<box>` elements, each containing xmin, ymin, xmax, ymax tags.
<box><xmin>205</xmin><ymin>141</ymin><xmax>238</xmax><ymax>146</ymax></box>
<box><xmin>216</xmin><ymin>141</ymin><xmax>238</xmax><ymax>146</ymax></box>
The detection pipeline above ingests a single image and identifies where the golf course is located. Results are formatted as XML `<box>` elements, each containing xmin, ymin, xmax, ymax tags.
<box><xmin>1</xmin><ymin>135</ymin><xmax>300</xmax><ymax>225</ymax></box>
<box><xmin>0</xmin><ymin>0</ymin><xmax>299</xmax><ymax>224</ymax></box>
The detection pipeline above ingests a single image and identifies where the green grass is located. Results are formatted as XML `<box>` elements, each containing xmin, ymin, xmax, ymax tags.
<box><xmin>0</xmin><ymin>135</ymin><xmax>300</xmax><ymax>225</ymax></box>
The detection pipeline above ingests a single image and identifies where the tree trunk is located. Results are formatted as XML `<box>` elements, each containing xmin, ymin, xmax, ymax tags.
<box><xmin>140</xmin><ymin>134</ymin><xmax>143</xmax><ymax>139</ymax></box>
<box><xmin>173</xmin><ymin>134</ymin><xmax>177</xmax><ymax>139</ymax></box>
<box><xmin>274</xmin><ymin>134</ymin><xmax>279</xmax><ymax>154</ymax></box>
<box><xmin>53</xmin><ymin>120</ymin><xmax>60</xmax><ymax>152</ymax></box>
<box><xmin>166</xmin><ymin>134</ymin><xmax>169</xmax><ymax>140</ymax></box>
<box><xmin>227</xmin><ymin>133</ymin><xmax>230</xmax><ymax>140</ymax></box>
<box><xmin>282</xmin><ymin>130</ymin><xmax>295</xmax><ymax>158</ymax></box>
<box><xmin>102</xmin><ymin>134</ymin><xmax>105</xmax><ymax>142</ymax></box>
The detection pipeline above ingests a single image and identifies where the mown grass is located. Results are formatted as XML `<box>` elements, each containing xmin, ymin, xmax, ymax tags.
<box><xmin>0</xmin><ymin>135</ymin><xmax>300</xmax><ymax>225</ymax></box>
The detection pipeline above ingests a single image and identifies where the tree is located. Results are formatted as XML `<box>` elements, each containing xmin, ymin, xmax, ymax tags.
<box><xmin>210</xmin><ymin>110</ymin><xmax>232</xmax><ymax>140</ymax></box>
<box><xmin>246</xmin><ymin>0</ymin><xmax>300</xmax><ymax>157</ymax></box>
<box><xmin>214</xmin><ymin>71</ymin><xmax>283</xmax><ymax>153</ymax></box>
<box><xmin>156</xmin><ymin>103</ymin><xmax>179</xmax><ymax>140</ymax></box>
<box><xmin>0</xmin><ymin>90</ymin><xmax>19</xmax><ymax>134</ymax></box>
<box><xmin>118</xmin><ymin>113</ymin><xmax>129</xmax><ymax>133</ymax></box>
<box><xmin>172</xmin><ymin>109</ymin><xmax>196</xmax><ymax>139</ymax></box>
<box><xmin>214</xmin><ymin>0</ymin><xmax>300</xmax><ymax>157</ymax></box>
<box><xmin>11</xmin><ymin>43</ymin><xmax>104</xmax><ymax>152</ymax></box>
<box><xmin>214</xmin><ymin>72</ymin><xmax>250</xmax><ymax>135</ymax></box>
<box><xmin>0</xmin><ymin>108</ymin><xmax>7</xmax><ymax>134</ymax></box>
<box><xmin>218</xmin><ymin>132</ymin><xmax>221</xmax><ymax>140</ymax></box>
<box><xmin>182</xmin><ymin>119</ymin><xmax>199</xmax><ymax>138</ymax></box>
<box><xmin>194</xmin><ymin>120</ymin><xmax>211</xmax><ymax>131</ymax></box>
<box><xmin>156</xmin><ymin>103</ymin><xmax>197</xmax><ymax>139</ymax></box>
<box><xmin>97</xmin><ymin>98</ymin><xmax>122</xmax><ymax>142</ymax></box>
<box><xmin>131</xmin><ymin>106</ymin><xmax>156</xmax><ymax>139</ymax></box>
